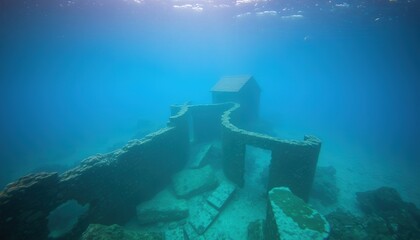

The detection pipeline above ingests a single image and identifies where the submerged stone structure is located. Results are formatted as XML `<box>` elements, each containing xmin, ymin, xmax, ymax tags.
<box><xmin>0</xmin><ymin>76</ymin><xmax>322</xmax><ymax>240</ymax></box>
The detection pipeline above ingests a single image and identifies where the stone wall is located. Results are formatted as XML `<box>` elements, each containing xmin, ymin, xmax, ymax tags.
<box><xmin>221</xmin><ymin>103</ymin><xmax>321</xmax><ymax>202</ymax></box>
<box><xmin>0</xmin><ymin>105</ymin><xmax>190</xmax><ymax>240</ymax></box>
<box><xmin>172</xmin><ymin>102</ymin><xmax>321</xmax><ymax>202</ymax></box>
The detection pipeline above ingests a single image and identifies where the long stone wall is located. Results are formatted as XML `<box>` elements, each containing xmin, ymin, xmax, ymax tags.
<box><xmin>0</xmin><ymin>105</ymin><xmax>190</xmax><ymax>240</ymax></box>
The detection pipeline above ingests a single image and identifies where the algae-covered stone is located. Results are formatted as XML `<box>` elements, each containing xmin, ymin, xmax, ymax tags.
<box><xmin>137</xmin><ymin>189</ymin><xmax>189</xmax><ymax>225</ymax></box>
<box><xmin>80</xmin><ymin>224</ymin><xmax>163</xmax><ymax>240</ymax></box>
<box><xmin>172</xmin><ymin>165</ymin><xmax>218</xmax><ymax>198</ymax></box>
<box><xmin>266</xmin><ymin>187</ymin><xmax>329</xmax><ymax>240</ymax></box>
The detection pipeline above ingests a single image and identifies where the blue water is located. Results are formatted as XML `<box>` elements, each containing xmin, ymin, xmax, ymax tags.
<box><xmin>0</xmin><ymin>0</ymin><xmax>419</xmax><ymax>196</ymax></box>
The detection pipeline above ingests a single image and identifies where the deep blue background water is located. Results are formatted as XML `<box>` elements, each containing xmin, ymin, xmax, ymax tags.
<box><xmin>1</xmin><ymin>0</ymin><xmax>419</xmax><ymax>188</ymax></box>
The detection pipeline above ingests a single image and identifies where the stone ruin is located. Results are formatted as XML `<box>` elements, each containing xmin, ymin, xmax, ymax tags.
<box><xmin>0</xmin><ymin>76</ymin><xmax>329</xmax><ymax>240</ymax></box>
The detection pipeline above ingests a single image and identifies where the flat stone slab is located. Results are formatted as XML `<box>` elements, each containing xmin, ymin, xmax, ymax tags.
<box><xmin>172</xmin><ymin>165</ymin><xmax>218</xmax><ymax>198</ymax></box>
<box><xmin>266</xmin><ymin>187</ymin><xmax>330</xmax><ymax>240</ymax></box>
<box><xmin>189</xmin><ymin>202</ymin><xmax>219</xmax><ymax>235</ymax></box>
<box><xmin>137</xmin><ymin>189</ymin><xmax>189</xmax><ymax>225</ymax></box>
<box><xmin>206</xmin><ymin>180</ymin><xmax>236</xmax><ymax>210</ymax></box>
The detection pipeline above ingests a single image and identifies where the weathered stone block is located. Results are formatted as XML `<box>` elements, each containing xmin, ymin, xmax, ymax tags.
<box><xmin>189</xmin><ymin>202</ymin><xmax>219</xmax><ymax>235</ymax></box>
<box><xmin>137</xmin><ymin>189</ymin><xmax>189</xmax><ymax>225</ymax></box>
<box><xmin>206</xmin><ymin>180</ymin><xmax>236</xmax><ymax>210</ymax></box>
<box><xmin>266</xmin><ymin>187</ymin><xmax>329</xmax><ymax>240</ymax></box>
<box><xmin>172</xmin><ymin>165</ymin><xmax>218</xmax><ymax>198</ymax></box>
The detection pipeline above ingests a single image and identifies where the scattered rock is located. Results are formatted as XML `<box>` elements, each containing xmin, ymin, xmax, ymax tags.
<box><xmin>172</xmin><ymin>165</ymin><xmax>218</xmax><ymax>198</ymax></box>
<box><xmin>311</xmin><ymin>166</ymin><xmax>339</xmax><ymax>206</ymax></box>
<box><xmin>207</xmin><ymin>180</ymin><xmax>236</xmax><ymax>210</ymax></box>
<box><xmin>356</xmin><ymin>186</ymin><xmax>420</xmax><ymax>239</ymax></box>
<box><xmin>80</xmin><ymin>224</ymin><xmax>163</xmax><ymax>240</ymax></box>
<box><xmin>357</xmin><ymin>186</ymin><xmax>404</xmax><ymax>214</ymax></box>
<box><xmin>327</xmin><ymin>187</ymin><xmax>420</xmax><ymax>240</ymax></box>
<box><xmin>326</xmin><ymin>208</ymin><xmax>368</xmax><ymax>240</ymax></box>
<box><xmin>137</xmin><ymin>189</ymin><xmax>189</xmax><ymax>225</ymax></box>
<box><xmin>266</xmin><ymin>187</ymin><xmax>330</xmax><ymax>240</ymax></box>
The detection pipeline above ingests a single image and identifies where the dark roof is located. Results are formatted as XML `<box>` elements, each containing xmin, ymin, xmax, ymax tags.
<box><xmin>211</xmin><ymin>75</ymin><xmax>257</xmax><ymax>92</ymax></box>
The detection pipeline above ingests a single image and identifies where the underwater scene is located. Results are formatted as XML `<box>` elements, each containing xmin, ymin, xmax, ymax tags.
<box><xmin>1</xmin><ymin>0</ymin><xmax>420</xmax><ymax>239</ymax></box>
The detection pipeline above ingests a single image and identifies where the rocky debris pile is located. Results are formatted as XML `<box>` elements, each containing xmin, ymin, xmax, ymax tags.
<box><xmin>80</xmin><ymin>224</ymin><xmax>163</xmax><ymax>240</ymax></box>
<box><xmin>137</xmin><ymin>189</ymin><xmax>189</xmax><ymax>225</ymax></box>
<box><xmin>327</xmin><ymin>186</ymin><xmax>420</xmax><ymax>240</ymax></box>
<box><xmin>266</xmin><ymin>187</ymin><xmax>330</xmax><ymax>240</ymax></box>
<box><xmin>172</xmin><ymin>165</ymin><xmax>218</xmax><ymax>198</ymax></box>
<box><xmin>326</xmin><ymin>208</ymin><xmax>373</xmax><ymax>239</ymax></box>
<box><xmin>357</xmin><ymin>186</ymin><xmax>420</xmax><ymax>239</ymax></box>
<box><xmin>311</xmin><ymin>166</ymin><xmax>339</xmax><ymax>206</ymax></box>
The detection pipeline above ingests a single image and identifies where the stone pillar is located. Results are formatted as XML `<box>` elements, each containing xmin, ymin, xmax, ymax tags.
<box><xmin>222</xmin><ymin>130</ymin><xmax>246</xmax><ymax>187</ymax></box>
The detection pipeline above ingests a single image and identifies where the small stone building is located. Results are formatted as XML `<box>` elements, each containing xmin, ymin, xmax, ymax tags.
<box><xmin>211</xmin><ymin>75</ymin><xmax>260</xmax><ymax>124</ymax></box>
